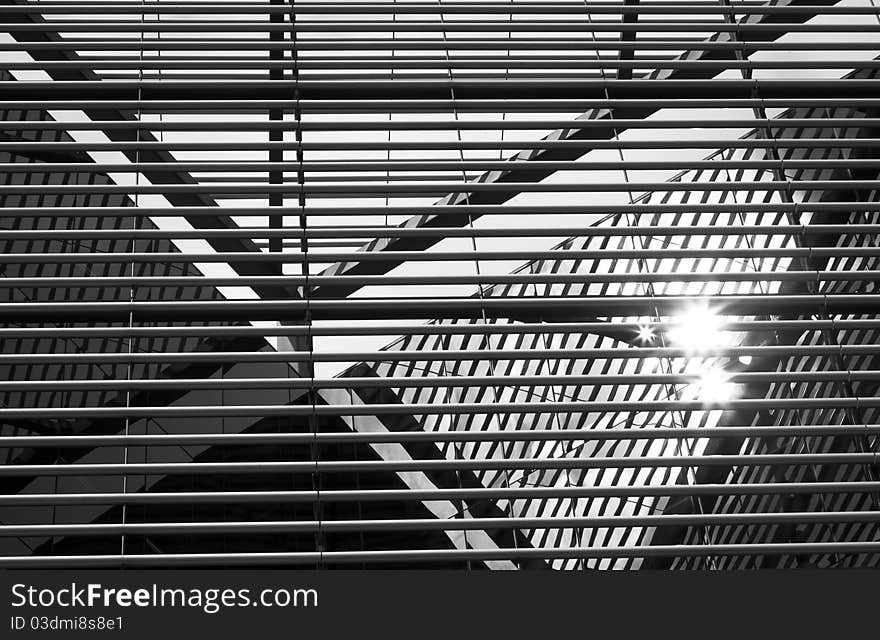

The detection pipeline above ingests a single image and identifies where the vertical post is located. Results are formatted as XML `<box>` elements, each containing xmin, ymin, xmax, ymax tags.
<box><xmin>617</xmin><ymin>0</ymin><xmax>639</xmax><ymax>80</ymax></box>
<box><xmin>269</xmin><ymin>0</ymin><xmax>283</xmax><ymax>254</ymax></box>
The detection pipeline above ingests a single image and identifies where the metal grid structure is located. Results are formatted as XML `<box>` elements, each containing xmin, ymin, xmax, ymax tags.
<box><xmin>1</xmin><ymin>0</ymin><xmax>880</xmax><ymax>569</ymax></box>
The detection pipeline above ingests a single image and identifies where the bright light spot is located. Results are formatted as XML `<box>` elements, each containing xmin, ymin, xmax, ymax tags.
<box><xmin>738</xmin><ymin>355</ymin><xmax>753</xmax><ymax>365</ymax></box>
<box><xmin>696</xmin><ymin>368</ymin><xmax>735</xmax><ymax>403</ymax></box>
<box><xmin>667</xmin><ymin>304</ymin><xmax>729</xmax><ymax>353</ymax></box>
<box><xmin>636</xmin><ymin>324</ymin><xmax>655</xmax><ymax>344</ymax></box>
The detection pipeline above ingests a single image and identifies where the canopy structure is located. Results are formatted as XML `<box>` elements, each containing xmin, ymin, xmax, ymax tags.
<box><xmin>1</xmin><ymin>0</ymin><xmax>880</xmax><ymax>569</ymax></box>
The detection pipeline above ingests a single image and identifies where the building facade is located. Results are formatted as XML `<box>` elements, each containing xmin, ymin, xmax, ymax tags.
<box><xmin>1</xmin><ymin>0</ymin><xmax>880</xmax><ymax>569</ymax></box>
